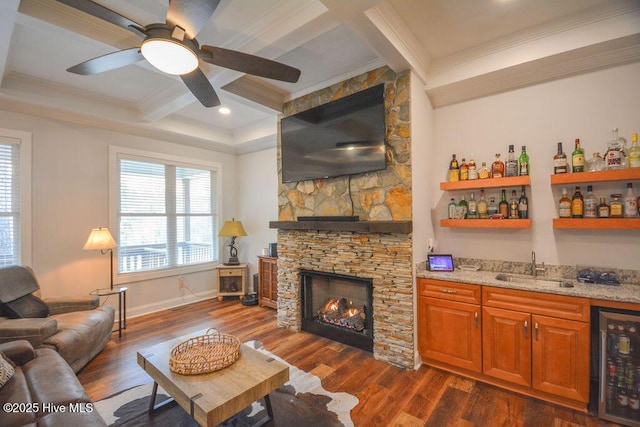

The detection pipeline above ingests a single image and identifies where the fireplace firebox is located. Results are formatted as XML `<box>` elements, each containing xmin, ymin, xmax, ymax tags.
<box><xmin>300</xmin><ymin>270</ymin><xmax>373</xmax><ymax>352</ymax></box>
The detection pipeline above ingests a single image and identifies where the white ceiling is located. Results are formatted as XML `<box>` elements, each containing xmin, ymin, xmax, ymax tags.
<box><xmin>0</xmin><ymin>0</ymin><xmax>638</xmax><ymax>153</ymax></box>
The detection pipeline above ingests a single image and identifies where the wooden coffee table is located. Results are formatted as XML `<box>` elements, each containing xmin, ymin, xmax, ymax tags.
<box><xmin>137</xmin><ymin>329</ymin><xmax>289</xmax><ymax>426</ymax></box>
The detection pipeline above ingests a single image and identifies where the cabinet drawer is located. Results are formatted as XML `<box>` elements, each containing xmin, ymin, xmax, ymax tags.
<box><xmin>482</xmin><ymin>286</ymin><xmax>589</xmax><ymax>322</ymax></box>
<box><xmin>219</xmin><ymin>268</ymin><xmax>243</xmax><ymax>277</ymax></box>
<box><xmin>418</xmin><ymin>278</ymin><xmax>481</xmax><ymax>304</ymax></box>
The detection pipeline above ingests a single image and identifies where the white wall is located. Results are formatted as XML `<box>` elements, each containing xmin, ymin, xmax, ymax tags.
<box><xmin>0</xmin><ymin>110</ymin><xmax>239</xmax><ymax>318</ymax></box>
<box><xmin>433</xmin><ymin>62</ymin><xmax>640</xmax><ymax>271</ymax></box>
<box><xmin>237</xmin><ymin>146</ymin><xmax>279</xmax><ymax>284</ymax></box>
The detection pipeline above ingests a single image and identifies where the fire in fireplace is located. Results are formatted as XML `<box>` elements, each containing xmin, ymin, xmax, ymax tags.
<box><xmin>300</xmin><ymin>270</ymin><xmax>373</xmax><ymax>352</ymax></box>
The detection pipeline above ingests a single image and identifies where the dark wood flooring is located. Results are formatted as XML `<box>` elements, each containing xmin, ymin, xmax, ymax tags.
<box><xmin>77</xmin><ymin>298</ymin><xmax>622</xmax><ymax>426</ymax></box>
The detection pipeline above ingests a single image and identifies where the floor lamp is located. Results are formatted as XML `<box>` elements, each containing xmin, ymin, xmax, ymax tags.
<box><xmin>83</xmin><ymin>227</ymin><xmax>117</xmax><ymax>290</ymax></box>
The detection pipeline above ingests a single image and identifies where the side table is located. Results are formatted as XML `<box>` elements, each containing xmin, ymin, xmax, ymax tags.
<box><xmin>90</xmin><ymin>287</ymin><xmax>127</xmax><ymax>338</ymax></box>
<box><xmin>215</xmin><ymin>264</ymin><xmax>247</xmax><ymax>301</ymax></box>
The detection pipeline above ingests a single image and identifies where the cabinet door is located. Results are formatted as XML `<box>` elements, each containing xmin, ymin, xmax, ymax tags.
<box><xmin>418</xmin><ymin>296</ymin><xmax>482</xmax><ymax>372</ymax></box>
<box><xmin>482</xmin><ymin>306</ymin><xmax>532</xmax><ymax>387</ymax></box>
<box><xmin>532</xmin><ymin>315</ymin><xmax>590</xmax><ymax>403</ymax></box>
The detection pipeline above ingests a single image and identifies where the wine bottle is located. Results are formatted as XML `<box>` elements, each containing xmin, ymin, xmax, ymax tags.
<box><xmin>518</xmin><ymin>186</ymin><xmax>528</xmax><ymax>219</ymax></box>
<box><xmin>518</xmin><ymin>146</ymin><xmax>529</xmax><ymax>176</ymax></box>
<box><xmin>572</xmin><ymin>139</ymin><xmax>585</xmax><ymax>172</ymax></box>
<box><xmin>505</xmin><ymin>145</ymin><xmax>518</xmax><ymax>177</ymax></box>
<box><xmin>553</xmin><ymin>142</ymin><xmax>568</xmax><ymax>174</ymax></box>
<box><xmin>571</xmin><ymin>186</ymin><xmax>584</xmax><ymax>218</ymax></box>
<box><xmin>499</xmin><ymin>189</ymin><xmax>509</xmax><ymax>218</ymax></box>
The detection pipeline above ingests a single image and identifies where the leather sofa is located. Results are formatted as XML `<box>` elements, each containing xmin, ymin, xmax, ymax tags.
<box><xmin>0</xmin><ymin>266</ymin><xmax>115</xmax><ymax>373</ymax></box>
<box><xmin>0</xmin><ymin>340</ymin><xmax>107</xmax><ymax>426</ymax></box>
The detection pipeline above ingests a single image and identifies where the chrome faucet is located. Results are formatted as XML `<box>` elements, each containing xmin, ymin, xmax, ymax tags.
<box><xmin>531</xmin><ymin>251</ymin><xmax>546</xmax><ymax>277</ymax></box>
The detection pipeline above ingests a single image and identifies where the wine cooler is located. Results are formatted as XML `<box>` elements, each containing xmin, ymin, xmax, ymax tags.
<box><xmin>598</xmin><ymin>310</ymin><xmax>640</xmax><ymax>426</ymax></box>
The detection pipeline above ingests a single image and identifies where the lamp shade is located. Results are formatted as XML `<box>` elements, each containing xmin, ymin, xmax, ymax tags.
<box><xmin>218</xmin><ymin>220</ymin><xmax>247</xmax><ymax>237</ymax></box>
<box><xmin>83</xmin><ymin>228</ymin><xmax>117</xmax><ymax>251</ymax></box>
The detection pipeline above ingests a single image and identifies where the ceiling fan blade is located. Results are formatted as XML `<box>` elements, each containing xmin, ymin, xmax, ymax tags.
<box><xmin>167</xmin><ymin>0</ymin><xmax>221</xmax><ymax>39</ymax></box>
<box><xmin>67</xmin><ymin>48</ymin><xmax>144</xmax><ymax>75</ymax></box>
<box><xmin>180</xmin><ymin>68</ymin><xmax>221</xmax><ymax>107</ymax></box>
<box><xmin>54</xmin><ymin>0</ymin><xmax>145</xmax><ymax>36</ymax></box>
<box><xmin>200</xmin><ymin>46</ymin><xmax>301</xmax><ymax>83</ymax></box>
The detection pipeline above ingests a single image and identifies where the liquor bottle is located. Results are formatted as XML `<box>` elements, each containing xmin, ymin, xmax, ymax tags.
<box><xmin>491</xmin><ymin>153</ymin><xmax>505</xmax><ymax>178</ymax></box>
<box><xmin>584</xmin><ymin>185</ymin><xmax>598</xmax><ymax>218</ymax></box>
<box><xmin>509</xmin><ymin>190</ymin><xmax>519</xmax><ymax>219</ymax></box>
<box><xmin>518</xmin><ymin>186</ymin><xmax>528</xmax><ymax>219</ymax></box>
<box><xmin>572</xmin><ymin>139</ymin><xmax>585</xmax><ymax>172</ymax></box>
<box><xmin>478</xmin><ymin>161</ymin><xmax>490</xmax><ymax>179</ymax></box>
<box><xmin>628</xmin><ymin>133</ymin><xmax>640</xmax><ymax>168</ymax></box>
<box><xmin>487</xmin><ymin>197</ymin><xmax>498</xmax><ymax>217</ymax></box>
<box><xmin>610</xmin><ymin>194</ymin><xmax>624</xmax><ymax>218</ymax></box>
<box><xmin>458</xmin><ymin>196</ymin><xmax>468</xmax><ymax>219</ymax></box>
<box><xmin>598</xmin><ymin>197</ymin><xmax>610</xmax><ymax>218</ymax></box>
<box><xmin>558</xmin><ymin>188</ymin><xmax>571</xmax><ymax>218</ymax></box>
<box><xmin>447</xmin><ymin>198</ymin><xmax>457</xmax><ymax>219</ymax></box>
<box><xmin>468</xmin><ymin>155</ymin><xmax>478</xmax><ymax>180</ymax></box>
<box><xmin>604</xmin><ymin>128</ymin><xmax>627</xmax><ymax>170</ymax></box>
<box><xmin>553</xmin><ymin>142</ymin><xmax>568</xmax><ymax>174</ymax></box>
<box><xmin>624</xmin><ymin>183</ymin><xmax>638</xmax><ymax>217</ymax></box>
<box><xmin>518</xmin><ymin>146</ymin><xmax>529</xmax><ymax>176</ymax></box>
<box><xmin>467</xmin><ymin>192</ymin><xmax>478</xmax><ymax>219</ymax></box>
<box><xmin>448</xmin><ymin>154</ymin><xmax>460</xmax><ymax>181</ymax></box>
<box><xmin>459</xmin><ymin>158</ymin><xmax>469</xmax><ymax>180</ymax></box>
<box><xmin>571</xmin><ymin>186</ymin><xmax>584</xmax><ymax>218</ymax></box>
<box><xmin>499</xmin><ymin>189</ymin><xmax>509</xmax><ymax>218</ymax></box>
<box><xmin>586</xmin><ymin>152</ymin><xmax>605</xmax><ymax>172</ymax></box>
<box><xmin>505</xmin><ymin>144</ymin><xmax>518</xmax><ymax>177</ymax></box>
<box><xmin>477</xmin><ymin>189</ymin><xmax>488</xmax><ymax>219</ymax></box>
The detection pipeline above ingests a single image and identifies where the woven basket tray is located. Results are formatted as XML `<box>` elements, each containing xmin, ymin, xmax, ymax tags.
<box><xmin>169</xmin><ymin>328</ymin><xmax>240</xmax><ymax>375</ymax></box>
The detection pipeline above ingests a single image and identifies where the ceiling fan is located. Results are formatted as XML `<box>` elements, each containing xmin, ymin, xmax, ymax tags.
<box><xmin>56</xmin><ymin>0</ymin><xmax>301</xmax><ymax>107</ymax></box>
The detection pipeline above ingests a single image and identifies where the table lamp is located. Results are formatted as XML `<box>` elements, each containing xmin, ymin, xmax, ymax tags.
<box><xmin>83</xmin><ymin>227</ymin><xmax>117</xmax><ymax>290</ymax></box>
<box><xmin>218</xmin><ymin>219</ymin><xmax>247</xmax><ymax>265</ymax></box>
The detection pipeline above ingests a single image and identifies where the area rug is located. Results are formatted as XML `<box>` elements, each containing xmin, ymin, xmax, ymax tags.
<box><xmin>95</xmin><ymin>341</ymin><xmax>358</xmax><ymax>426</ymax></box>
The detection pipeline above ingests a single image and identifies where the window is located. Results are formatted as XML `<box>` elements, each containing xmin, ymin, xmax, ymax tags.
<box><xmin>0</xmin><ymin>131</ymin><xmax>31</xmax><ymax>267</ymax></box>
<box><xmin>112</xmin><ymin>148</ymin><xmax>219</xmax><ymax>279</ymax></box>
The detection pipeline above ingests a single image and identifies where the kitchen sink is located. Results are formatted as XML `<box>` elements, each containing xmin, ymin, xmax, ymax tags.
<box><xmin>494</xmin><ymin>273</ymin><xmax>574</xmax><ymax>288</ymax></box>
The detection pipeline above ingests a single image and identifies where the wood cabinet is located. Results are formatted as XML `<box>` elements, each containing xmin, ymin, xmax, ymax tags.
<box><xmin>550</xmin><ymin>168</ymin><xmax>640</xmax><ymax>230</ymax></box>
<box><xmin>216</xmin><ymin>264</ymin><xmax>247</xmax><ymax>301</ymax></box>
<box><xmin>418</xmin><ymin>278</ymin><xmax>591</xmax><ymax>410</ymax></box>
<box><xmin>258</xmin><ymin>256</ymin><xmax>278</xmax><ymax>309</ymax></box>
<box><xmin>439</xmin><ymin>176</ymin><xmax>531</xmax><ymax>228</ymax></box>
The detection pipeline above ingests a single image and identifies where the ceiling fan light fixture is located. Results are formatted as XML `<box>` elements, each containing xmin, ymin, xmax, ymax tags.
<box><xmin>141</xmin><ymin>38</ymin><xmax>198</xmax><ymax>75</ymax></box>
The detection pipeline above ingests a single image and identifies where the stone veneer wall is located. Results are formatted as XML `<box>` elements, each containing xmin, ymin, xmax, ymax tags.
<box><xmin>278</xmin><ymin>66</ymin><xmax>411</xmax><ymax>221</ymax></box>
<box><xmin>277</xmin><ymin>229</ymin><xmax>414</xmax><ymax>368</ymax></box>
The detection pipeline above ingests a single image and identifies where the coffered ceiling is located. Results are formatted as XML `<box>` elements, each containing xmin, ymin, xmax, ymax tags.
<box><xmin>0</xmin><ymin>0</ymin><xmax>638</xmax><ymax>153</ymax></box>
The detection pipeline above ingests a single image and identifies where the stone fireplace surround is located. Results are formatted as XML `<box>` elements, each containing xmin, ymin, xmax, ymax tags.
<box><xmin>271</xmin><ymin>220</ymin><xmax>414</xmax><ymax>369</ymax></box>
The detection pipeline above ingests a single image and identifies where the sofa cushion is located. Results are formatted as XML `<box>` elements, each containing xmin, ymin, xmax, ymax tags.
<box><xmin>0</xmin><ymin>351</ymin><xmax>15</xmax><ymax>387</ymax></box>
<box><xmin>0</xmin><ymin>266</ymin><xmax>40</xmax><ymax>303</ymax></box>
<box><xmin>2</xmin><ymin>294</ymin><xmax>49</xmax><ymax>319</ymax></box>
<box><xmin>0</xmin><ymin>318</ymin><xmax>58</xmax><ymax>348</ymax></box>
<box><xmin>0</xmin><ymin>368</ymin><xmax>37</xmax><ymax>426</ymax></box>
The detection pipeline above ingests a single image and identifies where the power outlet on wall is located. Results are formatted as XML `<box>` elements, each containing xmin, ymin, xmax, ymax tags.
<box><xmin>178</xmin><ymin>277</ymin><xmax>185</xmax><ymax>288</ymax></box>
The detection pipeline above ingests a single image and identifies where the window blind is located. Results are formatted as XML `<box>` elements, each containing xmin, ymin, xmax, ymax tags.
<box><xmin>0</xmin><ymin>140</ymin><xmax>20</xmax><ymax>267</ymax></box>
<box><xmin>118</xmin><ymin>157</ymin><xmax>217</xmax><ymax>274</ymax></box>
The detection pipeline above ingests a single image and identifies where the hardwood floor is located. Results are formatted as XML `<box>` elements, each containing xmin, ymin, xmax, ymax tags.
<box><xmin>77</xmin><ymin>298</ymin><xmax>620</xmax><ymax>426</ymax></box>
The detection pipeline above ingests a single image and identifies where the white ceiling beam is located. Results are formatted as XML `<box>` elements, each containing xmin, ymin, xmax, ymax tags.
<box><xmin>0</xmin><ymin>0</ymin><xmax>21</xmax><ymax>86</ymax></box>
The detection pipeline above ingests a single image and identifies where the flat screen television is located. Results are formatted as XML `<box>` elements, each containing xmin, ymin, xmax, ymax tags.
<box><xmin>280</xmin><ymin>84</ymin><xmax>386</xmax><ymax>183</ymax></box>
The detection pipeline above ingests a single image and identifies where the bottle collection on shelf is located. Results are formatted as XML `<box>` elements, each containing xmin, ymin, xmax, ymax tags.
<box><xmin>554</xmin><ymin>129</ymin><xmax>640</xmax><ymax>174</ymax></box>
<box><xmin>559</xmin><ymin>183</ymin><xmax>639</xmax><ymax>219</ymax></box>
<box><xmin>448</xmin><ymin>186</ymin><xmax>528</xmax><ymax>220</ymax></box>
<box><xmin>448</xmin><ymin>144</ymin><xmax>528</xmax><ymax>182</ymax></box>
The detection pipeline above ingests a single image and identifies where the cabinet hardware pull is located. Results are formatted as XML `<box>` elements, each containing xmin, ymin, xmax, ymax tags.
<box><xmin>535</xmin><ymin>323</ymin><xmax>539</xmax><ymax>340</ymax></box>
<box><xmin>524</xmin><ymin>320</ymin><xmax>528</xmax><ymax>338</ymax></box>
<box><xmin>440</xmin><ymin>289</ymin><xmax>457</xmax><ymax>294</ymax></box>
<box><xmin>474</xmin><ymin>312</ymin><xmax>478</xmax><ymax>328</ymax></box>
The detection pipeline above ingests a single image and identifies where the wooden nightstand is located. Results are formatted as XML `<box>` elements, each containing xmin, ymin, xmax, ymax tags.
<box><xmin>216</xmin><ymin>264</ymin><xmax>247</xmax><ymax>301</ymax></box>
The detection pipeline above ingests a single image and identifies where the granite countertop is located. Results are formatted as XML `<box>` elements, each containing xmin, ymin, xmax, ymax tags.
<box><xmin>417</xmin><ymin>269</ymin><xmax>640</xmax><ymax>305</ymax></box>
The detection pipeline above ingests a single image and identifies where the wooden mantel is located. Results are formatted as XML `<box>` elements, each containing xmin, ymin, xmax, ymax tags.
<box><xmin>269</xmin><ymin>220</ymin><xmax>412</xmax><ymax>234</ymax></box>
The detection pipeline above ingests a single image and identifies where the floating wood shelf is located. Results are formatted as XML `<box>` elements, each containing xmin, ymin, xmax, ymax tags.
<box><xmin>552</xmin><ymin>218</ymin><xmax>640</xmax><ymax>230</ymax></box>
<box><xmin>440</xmin><ymin>219</ymin><xmax>531</xmax><ymax>229</ymax></box>
<box><xmin>440</xmin><ymin>176</ymin><xmax>530</xmax><ymax>191</ymax></box>
<box><xmin>550</xmin><ymin>169</ymin><xmax>640</xmax><ymax>185</ymax></box>
<box><xmin>269</xmin><ymin>220</ymin><xmax>412</xmax><ymax>234</ymax></box>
